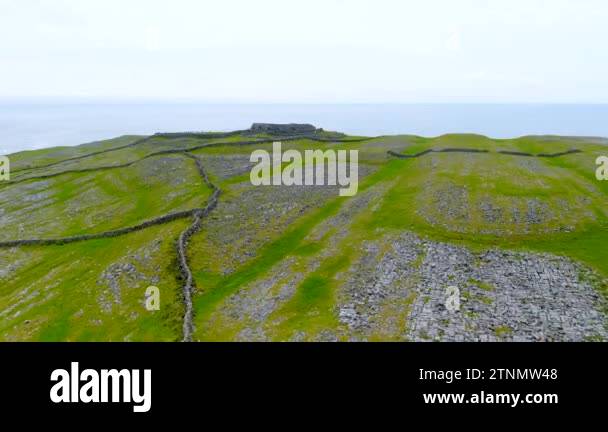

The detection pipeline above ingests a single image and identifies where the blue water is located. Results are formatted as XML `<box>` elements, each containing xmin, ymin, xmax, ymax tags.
<box><xmin>1</xmin><ymin>103</ymin><xmax>607</xmax><ymax>154</ymax></box>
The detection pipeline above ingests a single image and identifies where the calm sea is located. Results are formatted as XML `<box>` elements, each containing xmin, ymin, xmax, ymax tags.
<box><xmin>1</xmin><ymin>103</ymin><xmax>608</xmax><ymax>154</ymax></box>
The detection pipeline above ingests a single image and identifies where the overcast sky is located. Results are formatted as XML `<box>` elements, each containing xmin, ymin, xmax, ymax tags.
<box><xmin>1</xmin><ymin>0</ymin><xmax>607</xmax><ymax>103</ymax></box>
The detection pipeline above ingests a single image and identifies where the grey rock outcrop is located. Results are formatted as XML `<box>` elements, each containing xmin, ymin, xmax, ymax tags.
<box><xmin>337</xmin><ymin>231</ymin><xmax>608</xmax><ymax>342</ymax></box>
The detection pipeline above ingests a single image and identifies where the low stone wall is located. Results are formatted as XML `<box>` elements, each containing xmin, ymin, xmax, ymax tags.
<box><xmin>438</xmin><ymin>148</ymin><xmax>489</xmax><ymax>153</ymax></box>
<box><xmin>387</xmin><ymin>149</ymin><xmax>434</xmax><ymax>158</ymax></box>
<box><xmin>5</xmin><ymin>161</ymin><xmax>136</xmax><ymax>186</ymax></box>
<box><xmin>154</xmin><ymin>131</ymin><xmax>247</xmax><ymax>139</ymax></box>
<box><xmin>11</xmin><ymin>136</ymin><xmax>153</xmax><ymax>175</ymax></box>
<box><xmin>388</xmin><ymin>148</ymin><xmax>582</xmax><ymax>159</ymax></box>
<box><xmin>175</xmin><ymin>154</ymin><xmax>222</xmax><ymax>342</ymax></box>
<box><xmin>307</xmin><ymin>136</ymin><xmax>373</xmax><ymax>143</ymax></box>
<box><xmin>537</xmin><ymin>149</ymin><xmax>582</xmax><ymax>157</ymax></box>
<box><xmin>498</xmin><ymin>150</ymin><xmax>533</xmax><ymax>156</ymax></box>
<box><xmin>0</xmin><ymin>208</ymin><xmax>199</xmax><ymax>248</ymax></box>
<box><xmin>176</xmin><ymin>211</ymin><xmax>202</xmax><ymax>342</ymax></box>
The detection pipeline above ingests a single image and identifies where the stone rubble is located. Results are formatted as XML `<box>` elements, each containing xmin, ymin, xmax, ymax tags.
<box><xmin>338</xmin><ymin>232</ymin><xmax>608</xmax><ymax>342</ymax></box>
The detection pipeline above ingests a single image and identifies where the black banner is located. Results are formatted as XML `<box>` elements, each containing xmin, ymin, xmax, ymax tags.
<box><xmin>0</xmin><ymin>343</ymin><xmax>605</xmax><ymax>421</ymax></box>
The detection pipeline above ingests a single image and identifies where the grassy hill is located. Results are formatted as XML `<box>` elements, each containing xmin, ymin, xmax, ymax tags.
<box><xmin>1</xmin><ymin>130</ymin><xmax>607</xmax><ymax>341</ymax></box>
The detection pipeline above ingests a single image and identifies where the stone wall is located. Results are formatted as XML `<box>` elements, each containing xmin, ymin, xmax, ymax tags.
<box><xmin>0</xmin><ymin>209</ymin><xmax>199</xmax><ymax>248</ymax></box>
<box><xmin>154</xmin><ymin>131</ymin><xmax>247</xmax><ymax>139</ymax></box>
<box><xmin>388</xmin><ymin>148</ymin><xmax>582</xmax><ymax>159</ymax></box>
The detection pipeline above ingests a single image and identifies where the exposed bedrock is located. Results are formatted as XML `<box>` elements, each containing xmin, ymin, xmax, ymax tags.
<box><xmin>338</xmin><ymin>232</ymin><xmax>608</xmax><ymax>342</ymax></box>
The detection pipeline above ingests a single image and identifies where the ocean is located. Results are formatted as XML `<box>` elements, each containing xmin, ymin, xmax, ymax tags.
<box><xmin>1</xmin><ymin>103</ymin><xmax>608</xmax><ymax>154</ymax></box>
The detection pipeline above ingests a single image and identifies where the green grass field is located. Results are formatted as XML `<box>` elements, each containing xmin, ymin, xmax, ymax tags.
<box><xmin>1</xmin><ymin>131</ymin><xmax>606</xmax><ymax>341</ymax></box>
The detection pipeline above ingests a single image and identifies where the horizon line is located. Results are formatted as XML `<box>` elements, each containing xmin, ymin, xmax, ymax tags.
<box><xmin>2</xmin><ymin>98</ymin><xmax>608</xmax><ymax>106</ymax></box>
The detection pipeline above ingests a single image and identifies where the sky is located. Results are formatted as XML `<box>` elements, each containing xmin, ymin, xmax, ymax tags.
<box><xmin>1</xmin><ymin>0</ymin><xmax>607</xmax><ymax>103</ymax></box>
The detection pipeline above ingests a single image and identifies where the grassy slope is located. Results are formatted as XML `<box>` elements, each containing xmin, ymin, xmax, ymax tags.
<box><xmin>0</xmin><ymin>154</ymin><xmax>210</xmax><ymax>240</ymax></box>
<box><xmin>190</xmin><ymin>135</ymin><xmax>608</xmax><ymax>340</ymax></box>
<box><xmin>0</xmin><ymin>221</ymin><xmax>188</xmax><ymax>341</ymax></box>
<box><xmin>1</xmin><ymin>132</ymin><xmax>606</xmax><ymax>341</ymax></box>
<box><xmin>8</xmin><ymin>135</ymin><xmax>144</xmax><ymax>172</ymax></box>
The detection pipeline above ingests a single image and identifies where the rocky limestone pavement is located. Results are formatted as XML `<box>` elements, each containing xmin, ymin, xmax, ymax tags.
<box><xmin>338</xmin><ymin>232</ymin><xmax>608</xmax><ymax>342</ymax></box>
